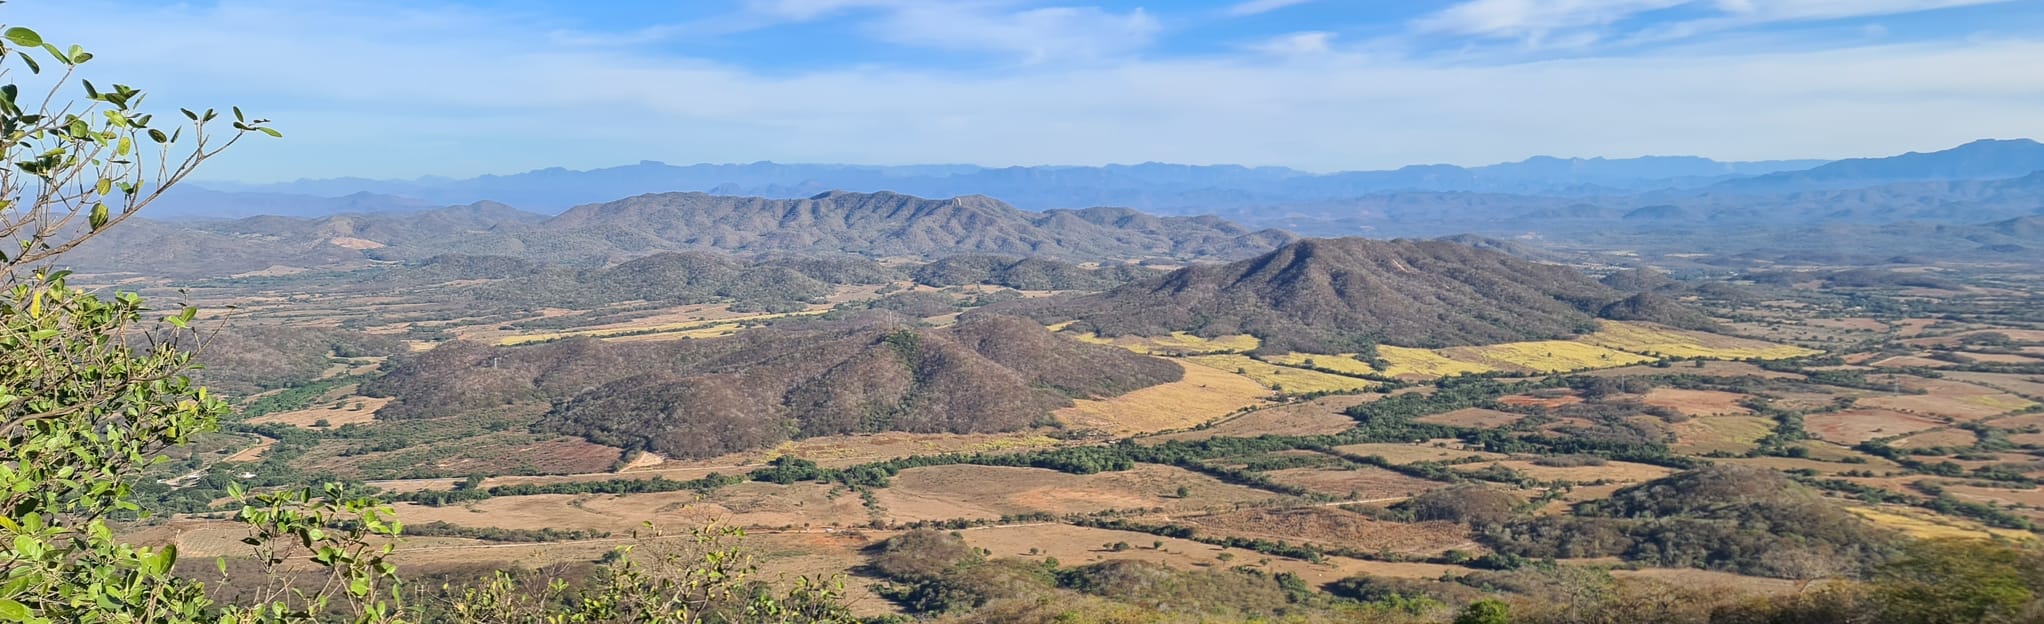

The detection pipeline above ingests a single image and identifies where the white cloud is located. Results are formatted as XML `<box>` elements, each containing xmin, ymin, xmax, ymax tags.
<box><xmin>1250</xmin><ymin>31</ymin><xmax>1338</xmax><ymax>56</ymax></box>
<box><xmin>8</xmin><ymin>0</ymin><xmax>2041</xmax><ymax>182</ymax></box>
<box><xmin>729</xmin><ymin>0</ymin><xmax>1158</xmax><ymax>62</ymax></box>
<box><xmin>1418</xmin><ymin>0</ymin><xmax>2018</xmax><ymax>46</ymax></box>
<box><xmin>1225</xmin><ymin>0</ymin><xmax>1317</xmax><ymax>17</ymax></box>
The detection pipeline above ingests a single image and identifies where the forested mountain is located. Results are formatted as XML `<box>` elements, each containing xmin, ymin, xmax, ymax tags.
<box><xmin>999</xmin><ymin>238</ymin><xmax>1705</xmax><ymax>352</ymax></box>
<box><xmin>360</xmin><ymin>313</ymin><xmax>1179</xmax><ymax>458</ymax></box>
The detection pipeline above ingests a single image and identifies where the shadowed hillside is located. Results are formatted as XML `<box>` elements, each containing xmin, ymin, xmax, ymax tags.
<box><xmin>359</xmin><ymin>313</ymin><xmax>1180</xmax><ymax>458</ymax></box>
<box><xmin>997</xmin><ymin>237</ymin><xmax>1690</xmax><ymax>352</ymax></box>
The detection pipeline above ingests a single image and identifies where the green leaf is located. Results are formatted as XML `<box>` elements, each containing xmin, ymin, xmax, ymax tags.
<box><xmin>88</xmin><ymin>203</ymin><xmax>108</xmax><ymax>231</ymax></box>
<box><xmin>3</xmin><ymin>27</ymin><xmax>42</xmax><ymax>47</ymax></box>
<box><xmin>0</xmin><ymin>598</ymin><xmax>26</xmax><ymax>621</ymax></box>
<box><xmin>257</xmin><ymin>127</ymin><xmax>282</xmax><ymax>138</ymax></box>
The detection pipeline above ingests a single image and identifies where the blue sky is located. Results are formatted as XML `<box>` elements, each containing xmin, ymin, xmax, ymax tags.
<box><xmin>9</xmin><ymin>0</ymin><xmax>2042</xmax><ymax>181</ymax></box>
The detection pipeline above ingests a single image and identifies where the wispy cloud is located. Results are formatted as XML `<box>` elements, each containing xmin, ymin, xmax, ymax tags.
<box><xmin>7</xmin><ymin>0</ymin><xmax>2039</xmax><ymax>181</ymax></box>
<box><xmin>1225</xmin><ymin>0</ymin><xmax>1318</xmax><ymax>17</ymax></box>
<box><xmin>1417</xmin><ymin>0</ymin><xmax>2018</xmax><ymax>47</ymax></box>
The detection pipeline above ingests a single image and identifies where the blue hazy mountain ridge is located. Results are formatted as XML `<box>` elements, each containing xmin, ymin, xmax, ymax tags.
<box><xmin>178</xmin><ymin>153</ymin><xmax>1831</xmax><ymax>216</ymax></box>
<box><xmin>1713</xmin><ymin>138</ymin><xmax>2044</xmax><ymax>192</ymax></box>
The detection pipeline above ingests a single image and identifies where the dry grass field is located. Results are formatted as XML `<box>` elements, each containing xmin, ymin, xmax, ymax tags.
<box><xmin>1668</xmin><ymin>416</ymin><xmax>1776</xmax><ymax>455</ymax></box>
<box><xmin>1576</xmin><ymin>360</ymin><xmax>1805</xmax><ymax>379</ymax></box>
<box><xmin>498</xmin><ymin>310</ymin><xmax>828</xmax><ymax>345</ymax></box>
<box><xmin>1459</xmin><ymin>460</ymin><xmax>1672</xmax><ymax>484</ymax></box>
<box><xmin>1437</xmin><ymin>341</ymin><xmax>1654</xmax><ymax>373</ymax></box>
<box><xmin>1847</xmin><ymin>505</ymin><xmax>2037</xmax><ymax>541</ymax></box>
<box><xmin>1373</xmin><ymin>346</ymin><xmax>1498</xmax><ymax>379</ymax></box>
<box><xmin>1639</xmin><ymin>388</ymin><xmax>1753</xmax><ymax>416</ymax></box>
<box><xmin>1141</xmin><ymin>395</ymin><xmax>1374</xmax><ymax>444</ymax></box>
<box><xmin>1183</xmin><ymin>354</ymin><xmax>1378</xmax><ymax>394</ymax></box>
<box><xmin>957</xmin><ymin>523</ymin><xmax>1462</xmax><ymax>585</ymax></box>
<box><xmin>872</xmin><ymin>464</ymin><xmax>1281</xmax><ymax>523</ymax></box>
<box><xmin>247</xmin><ymin>396</ymin><xmax>389</xmax><ymax>428</ymax></box>
<box><xmin>1889</xmin><ymin>428</ymin><xmax>1979</xmax><ymax>449</ymax></box>
<box><xmin>1056</xmin><ymin>361</ymin><xmax>1272</xmax><ymax>435</ymax></box>
<box><xmin>1333</xmin><ymin>443</ymin><xmax>1509</xmax><ymax>465</ymax></box>
<box><xmin>1415</xmin><ymin>407</ymin><xmax>1525</xmax><ymax>428</ymax></box>
<box><xmin>1857</xmin><ymin>377</ymin><xmax>2037</xmax><ymax>421</ymax></box>
<box><xmin>1805</xmin><ymin>409</ymin><xmax>1946</xmax><ymax>445</ymax></box>
<box><xmin>1067</xmin><ymin>330</ymin><xmax>1260</xmax><ymax>355</ymax></box>
<box><xmin>1264</xmin><ymin>352</ymin><xmax>1384</xmax><ymax>377</ymax></box>
<box><xmin>1179</xmin><ymin>508</ymin><xmax>1474</xmax><ymax>555</ymax></box>
<box><xmin>1581</xmin><ymin>321</ymin><xmax>1821</xmax><ymax>360</ymax></box>
<box><xmin>1260</xmin><ymin>466</ymin><xmax>1443</xmax><ymax>499</ymax></box>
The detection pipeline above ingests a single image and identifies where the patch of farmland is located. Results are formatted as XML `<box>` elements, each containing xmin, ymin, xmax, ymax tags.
<box><xmin>1056</xmin><ymin>360</ymin><xmax>1271</xmax><ymax>435</ymax></box>
<box><xmin>1141</xmin><ymin>395</ymin><xmax>1375</xmax><ymax>445</ymax></box>
<box><xmin>1436</xmin><ymin>341</ymin><xmax>1654</xmax><ymax>373</ymax></box>
<box><xmin>1871</xmin><ymin>355</ymin><xmax>1953</xmax><ymax>369</ymax></box>
<box><xmin>1938</xmin><ymin>372</ymin><xmax>2044</xmax><ymax>401</ymax></box>
<box><xmin>388</xmin><ymin>482</ymin><xmax>867</xmax><ymax>534</ymax></box>
<box><xmin>1263</xmin><ymin>352</ymin><xmax>1383</xmax><ymax>378</ymax></box>
<box><xmin>1260</xmin><ymin>466</ymin><xmax>1443</xmax><ymax>499</ymax></box>
<box><xmin>1858</xmin><ymin>377</ymin><xmax>2037</xmax><ymax>421</ymax></box>
<box><xmin>1804</xmin><ymin>409</ymin><xmax>1945</xmax><ymax>445</ymax></box>
<box><xmin>246</xmin><ymin>396</ymin><xmax>389</xmax><ymax>428</ymax></box>
<box><xmin>1067</xmin><ymin>330</ymin><xmax>1260</xmax><ymax>355</ymax></box>
<box><xmin>871</xmin><ymin>464</ymin><xmax>1280</xmax><ymax>524</ymax></box>
<box><xmin>1183</xmin><ymin>354</ymin><xmax>1377</xmax><ymax>394</ymax></box>
<box><xmin>1639</xmin><ymin>388</ymin><xmax>1754</xmax><ymax>417</ymax></box>
<box><xmin>1415</xmin><ymin>408</ymin><xmax>1525</xmax><ymax>429</ymax></box>
<box><xmin>1458</xmin><ymin>460</ymin><xmax>1672</xmax><ymax>485</ymax></box>
<box><xmin>1581</xmin><ymin>321</ymin><xmax>1820</xmax><ymax>360</ymax></box>
<box><xmin>758</xmin><ymin>431</ymin><xmax>1063</xmax><ymax>467</ymax></box>
<box><xmin>1373</xmin><ymin>346</ymin><xmax>1497</xmax><ymax>379</ymax></box>
<box><xmin>1496</xmin><ymin>391</ymin><xmax>1583</xmax><ymax>409</ymax></box>
<box><xmin>1668</xmin><ymin>416</ymin><xmax>1776</xmax><ymax>455</ymax></box>
<box><xmin>1332</xmin><ymin>443</ymin><xmax>1508</xmax><ymax>465</ymax></box>
<box><xmin>1950</xmin><ymin>352</ymin><xmax>2044</xmax><ymax>365</ymax></box>
<box><xmin>1575</xmin><ymin>360</ymin><xmax>1804</xmax><ymax>379</ymax></box>
<box><xmin>497</xmin><ymin>310</ymin><xmax>828</xmax><ymax>345</ymax></box>
<box><xmin>1889</xmin><ymin>428</ymin><xmax>1979</xmax><ymax>450</ymax></box>
<box><xmin>1847</xmin><ymin>505</ymin><xmax>2035</xmax><ymax>541</ymax></box>
<box><xmin>1179</xmin><ymin>508</ymin><xmax>1473</xmax><ymax>555</ymax></box>
<box><xmin>958</xmin><ymin>523</ymin><xmax>1464</xmax><ymax>586</ymax></box>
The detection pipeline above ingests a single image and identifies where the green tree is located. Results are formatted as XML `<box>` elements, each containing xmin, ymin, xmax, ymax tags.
<box><xmin>0</xmin><ymin>16</ymin><xmax>853</xmax><ymax>624</ymax></box>
<box><xmin>1454</xmin><ymin>598</ymin><xmax>1511</xmax><ymax>624</ymax></box>
<box><xmin>1872</xmin><ymin>539</ymin><xmax>2042</xmax><ymax>624</ymax></box>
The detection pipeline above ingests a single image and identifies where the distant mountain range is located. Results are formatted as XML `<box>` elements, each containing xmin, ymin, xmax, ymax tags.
<box><xmin>68</xmin><ymin>191</ymin><xmax>1291</xmax><ymax>277</ymax></box>
<box><xmin>180</xmin><ymin>153</ymin><xmax>1830</xmax><ymax>216</ymax></box>
<box><xmin>146</xmin><ymin>138</ymin><xmax>2044</xmax><ymax>240</ymax></box>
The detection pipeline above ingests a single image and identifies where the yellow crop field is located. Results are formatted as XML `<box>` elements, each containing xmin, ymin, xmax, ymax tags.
<box><xmin>1581</xmin><ymin>321</ymin><xmax>1819</xmax><ymax>360</ymax></box>
<box><xmin>1264</xmin><ymin>352</ymin><xmax>1381</xmax><ymax>377</ymax></box>
<box><xmin>1441</xmin><ymin>341</ymin><xmax>1656</xmax><ymax>373</ymax></box>
<box><xmin>500</xmin><ymin>310</ymin><xmax>825</xmax><ymax>345</ymax></box>
<box><xmin>1959</xmin><ymin>394</ymin><xmax>2040</xmax><ymax>413</ymax></box>
<box><xmin>1847</xmin><ymin>506</ymin><xmax>2036</xmax><ymax>541</ymax></box>
<box><xmin>1068</xmin><ymin>331</ymin><xmax>1260</xmax><ymax>355</ymax></box>
<box><xmin>1376</xmin><ymin>346</ymin><xmax>1497</xmax><ymax>379</ymax></box>
<box><xmin>1183</xmin><ymin>354</ymin><xmax>1376</xmax><ymax>394</ymax></box>
<box><xmin>1056</xmin><ymin>361</ymin><xmax>1271</xmax><ymax>435</ymax></box>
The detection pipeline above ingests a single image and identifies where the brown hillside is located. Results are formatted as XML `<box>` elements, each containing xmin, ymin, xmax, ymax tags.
<box><xmin>999</xmin><ymin>237</ymin><xmax>1682</xmax><ymax>353</ymax></box>
<box><xmin>359</xmin><ymin>313</ymin><xmax>1179</xmax><ymax>458</ymax></box>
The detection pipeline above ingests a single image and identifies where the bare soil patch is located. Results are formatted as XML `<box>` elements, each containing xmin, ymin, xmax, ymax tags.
<box><xmin>1141</xmin><ymin>395</ymin><xmax>1373</xmax><ymax>445</ymax></box>
<box><xmin>1332</xmin><ymin>443</ymin><xmax>1508</xmax><ymax>465</ymax></box>
<box><xmin>1889</xmin><ymin>428</ymin><xmax>1978</xmax><ymax>449</ymax></box>
<box><xmin>1669</xmin><ymin>416</ymin><xmax>1775</xmax><ymax>455</ymax></box>
<box><xmin>1640</xmin><ymin>388</ymin><xmax>1753</xmax><ymax>417</ymax></box>
<box><xmin>1261</xmin><ymin>466</ymin><xmax>1442</xmax><ymax>499</ymax></box>
<box><xmin>1182</xmin><ymin>508</ymin><xmax>1474</xmax><ymax>555</ymax></box>
<box><xmin>873</xmin><ymin>464</ymin><xmax>1280</xmax><ymax>523</ymax></box>
<box><xmin>1416</xmin><ymin>407</ymin><xmax>1525</xmax><ymax>429</ymax></box>
<box><xmin>1805</xmin><ymin>409</ymin><xmax>1944</xmax><ymax>445</ymax></box>
<box><xmin>247</xmin><ymin>396</ymin><xmax>389</xmax><ymax>428</ymax></box>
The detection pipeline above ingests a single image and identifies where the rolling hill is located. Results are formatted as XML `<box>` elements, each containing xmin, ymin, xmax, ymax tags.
<box><xmin>359</xmin><ymin>313</ymin><xmax>1181</xmax><ymax>458</ymax></box>
<box><xmin>998</xmin><ymin>237</ymin><xmax>1705</xmax><ymax>353</ymax></box>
